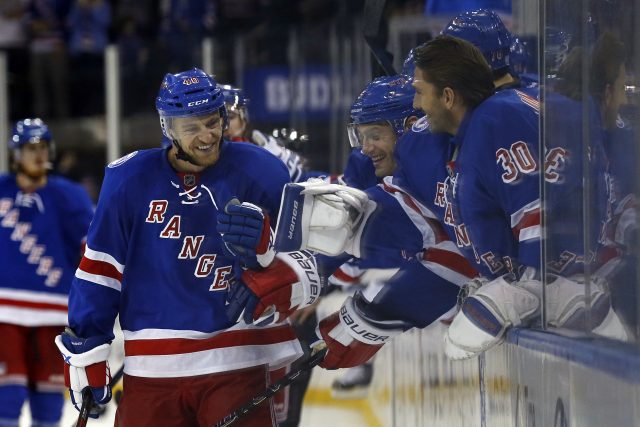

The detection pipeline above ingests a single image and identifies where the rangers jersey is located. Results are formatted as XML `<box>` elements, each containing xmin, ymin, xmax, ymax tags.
<box><xmin>69</xmin><ymin>142</ymin><xmax>302</xmax><ymax>378</ymax></box>
<box><xmin>0</xmin><ymin>174</ymin><xmax>94</xmax><ymax>326</ymax></box>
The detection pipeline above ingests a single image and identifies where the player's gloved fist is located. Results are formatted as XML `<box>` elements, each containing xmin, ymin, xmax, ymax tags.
<box><xmin>316</xmin><ymin>292</ymin><xmax>407</xmax><ymax>369</ymax></box>
<box><xmin>217</xmin><ymin>198</ymin><xmax>275</xmax><ymax>269</ymax></box>
<box><xmin>274</xmin><ymin>179</ymin><xmax>376</xmax><ymax>257</ymax></box>
<box><xmin>54</xmin><ymin>328</ymin><xmax>112</xmax><ymax>418</ymax></box>
<box><xmin>226</xmin><ymin>251</ymin><xmax>321</xmax><ymax>326</ymax></box>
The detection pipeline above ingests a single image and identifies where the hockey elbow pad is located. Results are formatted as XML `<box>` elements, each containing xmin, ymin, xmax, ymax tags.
<box><xmin>317</xmin><ymin>291</ymin><xmax>409</xmax><ymax>369</ymax></box>
<box><xmin>274</xmin><ymin>179</ymin><xmax>376</xmax><ymax>257</ymax></box>
<box><xmin>225</xmin><ymin>250</ymin><xmax>322</xmax><ymax>325</ymax></box>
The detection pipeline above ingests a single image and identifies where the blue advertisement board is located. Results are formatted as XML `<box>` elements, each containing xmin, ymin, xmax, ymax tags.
<box><xmin>242</xmin><ymin>65</ymin><xmax>334</xmax><ymax>123</ymax></box>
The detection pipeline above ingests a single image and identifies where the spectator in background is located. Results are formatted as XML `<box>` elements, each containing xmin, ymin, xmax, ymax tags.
<box><xmin>0</xmin><ymin>1</ymin><xmax>30</xmax><ymax>120</ymax></box>
<box><xmin>67</xmin><ymin>0</ymin><xmax>111</xmax><ymax>116</ymax></box>
<box><xmin>158</xmin><ymin>0</ymin><xmax>215</xmax><ymax>72</ymax></box>
<box><xmin>26</xmin><ymin>0</ymin><xmax>72</xmax><ymax>119</ymax></box>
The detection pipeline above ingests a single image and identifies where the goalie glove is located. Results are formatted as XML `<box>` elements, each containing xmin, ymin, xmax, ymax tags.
<box><xmin>226</xmin><ymin>250</ymin><xmax>322</xmax><ymax>325</ymax></box>
<box><xmin>54</xmin><ymin>329</ymin><xmax>112</xmax><ymax>418</ymax></box>
<box><xmin>316</xmin><ymin>291</ymin><xmax>409</xmax><ymax>369</ymax></box>
<box><xmin>274</xmin><ymin>178</ymin><xmax>377</xmax><ymax>257</ymax></box>
<box><xmin>217</xmin><ymin>198</ymin><xmax>276</xmax><ymax>269</ymax></box>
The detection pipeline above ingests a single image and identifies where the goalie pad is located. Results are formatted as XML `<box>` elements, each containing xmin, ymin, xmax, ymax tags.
<box><xmin>317</xmin><ymin>292</ymin><xmax>408</xmax><ymax>369</ymax></box>
<box><xmin>445</xmin><ymin>269</ymin><xmax>617</xmax><ymax>359</ymax></box>
<box><xmin>226</xmin><ymin>250</ymin><xmax>322</xmax><ymax>325</ymax></box>
<box><xmin>274</xmin><ymin>179</ymin><xmax>377</xmax><ymax>257</ymax></box>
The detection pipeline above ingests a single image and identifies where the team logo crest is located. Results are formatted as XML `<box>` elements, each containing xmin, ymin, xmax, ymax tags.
<box><xmin>184</xmin><ymin>174</ymin><xmax>196</xmax><ymax>187</ymax></box>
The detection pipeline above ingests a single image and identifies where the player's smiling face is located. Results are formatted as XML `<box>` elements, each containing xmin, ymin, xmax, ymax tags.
<box><xmin>172</xmin><ymin>111</ymin><xmax>224</xmax><ymax>168</ymax></box>
<box><xmin>18</xmin><ymin>140</ymin><xmax>50</xmax><ymax>179</ymax></box>
<box><xmin>358</xmin><ymin>122</ymin><xmax>397</xmax><ymax>177</ymax></box>
<box><xmin>412</xmin><ymin>68</ymin><xmax>455</xmax><ymax>135</ymax></box>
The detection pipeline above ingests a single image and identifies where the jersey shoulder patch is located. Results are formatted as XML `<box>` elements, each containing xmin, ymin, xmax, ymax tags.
<box><xmin>108</xmin><ymin>151</ymin><xmax>139</xmax><ymax>168</ymax></box>
<box><xmin>411</xmin><ymin>115</ymin><xmax>430</xmax><ymax>133</ymax></box>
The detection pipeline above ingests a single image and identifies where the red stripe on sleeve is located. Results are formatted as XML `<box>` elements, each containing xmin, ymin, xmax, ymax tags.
<box><xmin>512</xmin><ymin>208</ymin><xmax>541</xmax><ymax>238</ymax></box>
<box><xmin>422</xmin><ymin>248</ymin><xmax>478</xmax><ymax>279</ymax></box>
<box><xmin>78</xmin><ymin>256</ymin><xmax>123</xmax><ymax>282</ymax></box>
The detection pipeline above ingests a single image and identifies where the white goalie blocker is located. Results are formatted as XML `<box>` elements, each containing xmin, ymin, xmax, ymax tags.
<box><xmin>274</xmin><ymin>179</ymin><xmax>377</xmax><ymax>257</ymax></box>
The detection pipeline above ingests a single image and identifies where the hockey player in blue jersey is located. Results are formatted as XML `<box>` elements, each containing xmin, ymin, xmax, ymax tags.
<box><xmin>55</xmin><ymin>68</ymin><xmax>321</xmax><ymax>426</ymax></box>
<box><xmin>0</xmin><ymin>119</ymin><xmax>94</xmax><ymax>427</ymax></box>
<box><xmin>272</xmin><ymin>10</ymin><xmax>544</xmax><ymax>369</ymax></box>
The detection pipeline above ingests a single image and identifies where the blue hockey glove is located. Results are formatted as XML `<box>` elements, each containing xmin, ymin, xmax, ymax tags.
<box><xmin>217</xmin><ymin>198</ymin><xmax>275</xmax><ymax>269</ymax></box>
<box><xmin>54</xmin><ymin>328</ymin><xmax>112</xmax><ymax>418</ymax></box>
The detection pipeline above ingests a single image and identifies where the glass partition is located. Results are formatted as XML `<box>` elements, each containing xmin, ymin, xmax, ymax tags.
<box><xmin>542</xmin><ymin>0</ymin><xmax>640</xmax><ymax>343</ymax></box>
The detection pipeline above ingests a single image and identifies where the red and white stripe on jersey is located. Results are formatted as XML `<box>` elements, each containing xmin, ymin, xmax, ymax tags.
<box><xmin>75</xmin><ymin>246</ymin><xmax>124</xmax><ymax>292</ymax></box>
<box><xmin>515</xmin><ymin>90</ymin><xmax>540</xmax><ymax>114</ymax></box>
<box><xmin>421</xmin><ymin>241</ymin><xmax>478</xmax><ymax>286</ymax></box>
<box><xmin>511</xmin><ymin>199</ymin><xmax>541</xmax><ymax>242</ymax></box>
<box><xmin>121</xmin><ymin>323</ymin><xmax>302</xmax><ymax>378</ymax></box>
<box><xmin>329</xmin><ymin>262</ymin><xmax>362</xmax><ymax>287</ymax></box>
<box><xmin>382</xmin><ymin>178</ymin><xmax>477</xmax><ymax>286</ymax></box>
<box><xmin>382</xmin><ymin>178</ymin><xmax>449</xmax><ymax>245</ymax></box>
<box><xmin>0</xmin><ymin>288</ymin><xmax>68</xmax><ymax>326</ymax></box>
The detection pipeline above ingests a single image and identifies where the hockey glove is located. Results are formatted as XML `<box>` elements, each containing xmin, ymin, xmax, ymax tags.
<box><xmin>316</xmin><ymin>292</ymin><xmax>408</xmax><ymax>369</ymax></box>
<box><xmin>217</xmin><ymin>198</ymin><xmax>275</xmax><ymax>269</ymax></box>
<box><xmin>226</xmin><ymin>250</ymin><xmax>322</xmax><ymax>326</ymax></box>
<box><xmin>54</xmin><ymin>329</ymin><xmax>112</xmax><ymax>418</ymax></box>
<box><xmin>274</xmin><ymin>179</ymin><xmax>376</xmax><ymax>257</ymax></box>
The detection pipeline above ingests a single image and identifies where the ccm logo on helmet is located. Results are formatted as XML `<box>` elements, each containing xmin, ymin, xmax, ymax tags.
<box><xmin>187</xmin><ymin>99</ymin><xmax>209</xmax><ymax>107</ymax></box>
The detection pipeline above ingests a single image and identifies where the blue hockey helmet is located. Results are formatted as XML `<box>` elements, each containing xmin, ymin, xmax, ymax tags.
<box><xmin>156</xmin><ymin>68</ymin><xmax>227</xmax><ymax>139</ymax></box>
<box><xmin>10</xmin><ymin>118</ymin><xmax>56</xmax><ymax>161</ymax></box>
<box><xmin>348</xmin><ymin>75</ymin><xmax>422</xmax><ymax>148</ymax></box>
<box><xmin>442</xmin><ymin>9</ymin><xmax>512</xmax><ymax>71</ymax></box>
<box><xmin>219</xmin><ymin>84</ymin><xmax>250</xmax><ymax>122</ymax></box>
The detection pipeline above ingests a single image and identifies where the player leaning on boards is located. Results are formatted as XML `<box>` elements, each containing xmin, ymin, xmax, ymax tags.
<box><xmin>55</xmin><ymin>68</ymin><xmax>321</xmax><ymax>426</ymax></box>
<box><xmin>0</xmin><ymin>119</ymin><xmax>94</xmax><ymax>426</ymax></box>
<box><xmin>275</xmin><ymin>34</ymin><xmax>620</xmax><ymax>368</ymax></box>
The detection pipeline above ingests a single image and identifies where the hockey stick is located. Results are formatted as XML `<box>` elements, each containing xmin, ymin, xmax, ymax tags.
<box><xmin>213</xmin><ymin>347</ymin><xmax>328</xmax><ymax>427</ymax></box>
<box><xmin>74</xmin><ymin>364</ymin><xmax>125</xmax><ymax>427</ymax></box>
<box><xmin>363</xmin><ymin>0</ymin><xmax>396</xmax><ymax>76</ymax></box>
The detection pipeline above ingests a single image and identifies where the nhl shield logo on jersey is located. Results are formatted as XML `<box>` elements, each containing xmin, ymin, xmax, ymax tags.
<box><xmin>184</xmin><ymin>174</ymin><xmax>196</xmax><ymax>187</ymax></box>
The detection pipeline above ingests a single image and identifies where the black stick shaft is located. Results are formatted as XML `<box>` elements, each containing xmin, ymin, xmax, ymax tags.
<box><xmin>214</xmin><ymin>348</ymin><xmax>327</xmax><ymax>427</ymax></box>
<box><xmin>73</xmin><ymin>364</ymin><xmax>125</xmax><ymax>427</ymax></box>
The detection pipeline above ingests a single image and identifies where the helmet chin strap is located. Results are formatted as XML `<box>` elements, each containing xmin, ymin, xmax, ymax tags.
<box><xmin>172</xmin><ymin>139</ymin><xmax>200</xmax><ymax>166</ymax></box>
